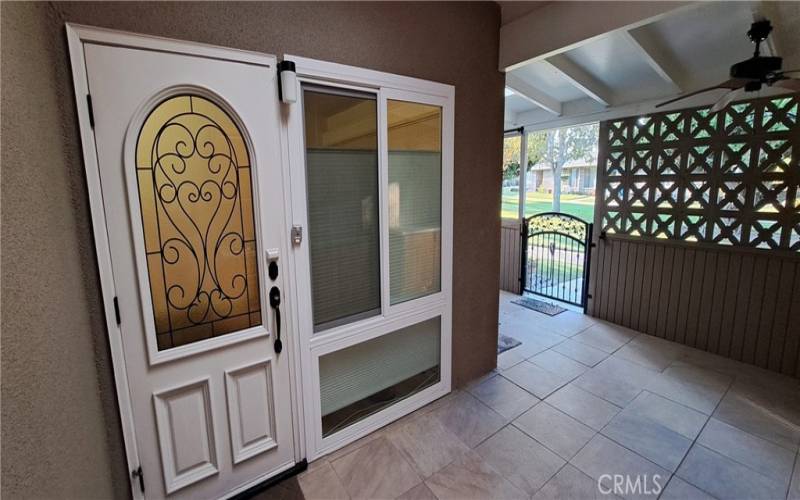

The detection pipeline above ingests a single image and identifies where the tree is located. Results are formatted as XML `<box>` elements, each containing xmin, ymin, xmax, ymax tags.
<box><xmin>502</xmin><ymin>135</ymin><xmax>521</xmax><ymax>181</ymax></box>
<box><xmin>502</xmin><ymin>133</ymin><xmax>547</xmax><ymax>182</ymax></box>
<box><xmin>539</xmin><ymin>123</ymin><xmax>598</xmax><ymax>212</ymax></box>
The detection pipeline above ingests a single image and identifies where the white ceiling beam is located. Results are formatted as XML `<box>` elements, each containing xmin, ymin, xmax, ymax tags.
<box><xmin>621</xmin><ymin>28</ymin><xmax>687</xmax><ymax>91</ymax></box>
<box><xmin>513</xmin><ymin>85</ymin><xmax>789</xmax><ymax>132</ymax></box>
<box><xmin>505</xmin><ymin>74</ymin><xmax>563</xmax><ymax>116</ymax></box>
<box><xmin>544</xmin><ymin>54</ymin><xmax>613</xmax><ymax>106</ymax></box>
<box><xmin>499</xmin><ymin>1</ymin><xmax>697</xmax><ymax>71</ymax></box>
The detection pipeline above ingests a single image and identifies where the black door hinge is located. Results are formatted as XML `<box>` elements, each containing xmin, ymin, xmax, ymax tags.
<box><xmin>113</xmin><ymin>296</ymin><xmax>121</xmax><ymax>325</ymax></box>
<box><xmin>132</xmin><ymin>466</ymin><xmax>144</xmax><ymax>493</ymax></box>
<box><xmin>86</xmin><ymin>94</ymin><xmax>95</xmax><ymax>128</ymax></box>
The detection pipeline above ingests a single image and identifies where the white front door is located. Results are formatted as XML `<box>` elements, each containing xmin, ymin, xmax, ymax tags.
<box><xmin>82</xmin><ymin>39</ymin><xmax>295</xmax><ymax>498</ymax></box>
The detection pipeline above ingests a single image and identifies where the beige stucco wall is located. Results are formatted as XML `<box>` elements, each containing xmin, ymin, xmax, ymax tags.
<box><xmin>1</xmin><ymin>2</ymin><xmax>504</xmax><ymax>498</ymax></box>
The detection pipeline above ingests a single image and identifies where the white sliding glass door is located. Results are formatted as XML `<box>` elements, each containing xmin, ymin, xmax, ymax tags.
<box><xmin>285</xmin><ymin>57</ymin><xmax>453</xmax><ymax>459</ymax></box>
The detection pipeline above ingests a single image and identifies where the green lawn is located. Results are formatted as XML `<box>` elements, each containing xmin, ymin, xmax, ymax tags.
<box><xmin>501</xmin><ymin>189</ymin><xmax>595</xmax><ymax>222</ymax></box>
<box><xmin>526</xmin><ymin>258</ymin><xmax>584</xmax><ymax>286</ymax></box>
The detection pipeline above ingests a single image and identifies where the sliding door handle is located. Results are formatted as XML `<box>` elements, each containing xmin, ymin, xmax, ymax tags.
<box><xmin>269</xmin><ymin>286</ymin><xmax>282</xmax><ymax>354</ymax></box>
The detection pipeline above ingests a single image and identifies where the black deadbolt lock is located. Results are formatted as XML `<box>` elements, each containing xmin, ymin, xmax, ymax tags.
<box><xmin>268</xmin><ymin>261</ymin><xmax>279</xmax><ymax>281</ymax></box>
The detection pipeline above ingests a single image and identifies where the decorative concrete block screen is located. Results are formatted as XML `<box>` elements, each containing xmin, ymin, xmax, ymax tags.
<box><xmin>597</xmin><ymin>94</ymin><xmax>798</xmax><ymax>251</ymax></box>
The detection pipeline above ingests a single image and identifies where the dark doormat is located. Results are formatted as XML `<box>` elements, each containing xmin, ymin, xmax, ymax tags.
<box><xmin>498</xmin><ymin>334</ymin><xmax>521</xmax><ymax>355</ymax></box>
<box><xmin>512</xmin><ymin>297</ymin><xmax>567</xmax><ymax>316</ymax></box>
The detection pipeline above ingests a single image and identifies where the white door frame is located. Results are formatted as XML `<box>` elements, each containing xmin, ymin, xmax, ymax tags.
<box><xmin>281</xmin><ymin>56</ymin><xmax>455</xmax><ymax>460</ymax></box>
<box><xmin>66</xmin><ymin>24</ymin><xmax>306</xmax><ymax>499</ymax></box>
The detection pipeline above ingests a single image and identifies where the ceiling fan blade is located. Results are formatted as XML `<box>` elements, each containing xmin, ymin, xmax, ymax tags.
<box><xmin>779</xmin><ymin>69</ymin><xmax>800</xmax><ymax>75</ymax></box>
<box><xmin>655</xmin><ymin>79</ymin><xmax>746</xmax><ymax>109</ymax></box>
<box><xmin>711</xmin><ymin>88</ymin><xmax>744</xmax><ymax>112</ymax></box>
<box><xmin>772</xmin><ymin>78</ymin><xmax>800</xmax><ymax>91</ymax></box>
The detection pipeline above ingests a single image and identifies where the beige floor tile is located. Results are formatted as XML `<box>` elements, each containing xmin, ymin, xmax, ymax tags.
<box><xmin>325</xmin><ymin>428</ymin><xmax>387</xmax><ymax>463</ymax></box>
<box><xmin>713</xmin><ymin>389</ymin><xmax>800</xmax><ymax>451</ymax></box>
<box><xmin>573</xmin><ymin>370</ymin><xmax>643</xmax><ymax>407</ymax></box>
<box><xmin>468</xmin><ymin>372</ymin><xmax>539</xmax><ymax>420</ymax></box>
<box><xmin>430</xmin><ymin>391</ymin><xmax>507</xmax><ymax>448</ymax></box>
<box><xmin>252</xmin><ymin>477</ymin><xmax>303</xmax><ymax>500</ymax></box>
<box><xmin>298</xmin><ymin>461</ymin><xmax>350</xmax><ymax>500</ymax></box>
<box><xmin>593</xmin><ymin>356</ymin><xmax>660</xmax><ymax>386</ymax></box>
<box><xmin>727</xmin><ymin>375</ymin><xmax>800</xmax><ymax>433</ymax></box>
<box><xmin>425</xmin><ymin>451</ymin><xmax>527</xmax><ymax>500</ymax></box>
<box><xmin>513</xmin><ymin>338</ymin><xmax>551</xmax><ymax>359</ymax></box>
<box><xmin>502</xmin><ymin>360</ymin><xmax>572</xmax><ymax>399</ymax></box>
<box><xmin>659</xmin><ymin>477</ymin><xmax>715</xmax><ymax>500</ymax></box>
<box><xmin>677</xmin><ymin>444</ymin><xmax>785</xmax><ymax>500</ymax></box>
<box><xmin>624</xmin><ymin>391</ymin><xmax>708</xmax><ymax>440</ymax></box>
<box><xmin>532</xmin><ymin>464</ymin><xmax>611</xmax><ymax>500</ymax></box>
<box><xmin>545</xmin><ymin>383</ymin><xmax>621</xmax><ymax>431</ymax></box>
<box><xmin>614</xmin><ymin>335</ymin><xmax>686</xmax><ymax>372</ymax></box>
<box><xmin>330</xmin><ymin>436</ymin><xmax>421</xmax><ymax>499</ymax></box>
<box><xmin>678</xmin><ymin>348</ymin><xmax>759</xmax><ymax>381</ymax></box>
<box><xmin>386</xmin><ymin>412</ymin><xmax>470</xmax><ymax>478</ymax></box>
<box><xmin>475</xmin><ymin>425</ymin><xmax>565</xmax><ymax>495</ymax></box>
<box><xmin>571</xmin><ymin>434</ymin><xmax>670</xmax><ymax>500</ymax></box>
<box><xmin>462</xmin><ymin>370</ymin><xmax>498</xmax><ymax>393</ymax></box>
<box><xmin>396</xmin><ymin>482</ymin><xmax>438</xmax><ymax>500</ymax></box>
<box><xmin>529</xmin><ymin>349</ymin><xmax>589</xmax><ymax>380</ymax></box>
<box><xmin>601</xmin><ymin>411</ymin><xmax>693</xmax><ymax>472</ymax></box>
<box><xmin>497</xmin><ymin>348</ymin><xmax>526</xmax><ymax>371</ymax></box>
<box><xmin>514</xmin><ymin>402</ymin><xmax>596</xmax><ymax>460</ymax></box>
<box><xmin>546</xmin><ymin>311</ymin><xmax>598</xmax><ymax>337</ymax></box>
<box><xmin>571</xmin><ymin>357</ymin><xmax>656</xmax><ymax>407</ymax></box>
<box><xmin>697</xmin><ymin>418</ymin><xmax>796</xmax><ymax>486</ymax></box>
<box><xmin>645</xmin><ymin>363</ymin><xmax>731</xmax><ymax>415</ymax></box>
<box><xmin>552</xmin><ymin>338</ymin><xmax>610</xmax><ymax>367</ymax></box>
<box><xmin>525</xmin><ymin>329</ymin><xmax>569</xmax><ymax>349</ymax></box>
<box><xmin>572</xmin><ymin>322</ymin><xmax>636</xmax><ymax>353</ymax></box>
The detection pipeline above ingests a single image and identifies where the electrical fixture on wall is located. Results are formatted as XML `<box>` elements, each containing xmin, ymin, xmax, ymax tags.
<box><xmin>278</xmin><ymin>60</ymin><xmax>297</xmax><ymax>104</ymax></box>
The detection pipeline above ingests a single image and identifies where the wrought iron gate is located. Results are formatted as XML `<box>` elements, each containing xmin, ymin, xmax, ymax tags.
<box><xmin>520</xmin><ymin>213</ymin><xmax>593</xmax><ymax>309</ymax></box>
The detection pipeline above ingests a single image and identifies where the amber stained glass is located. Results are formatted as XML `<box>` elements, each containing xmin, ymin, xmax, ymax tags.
<box><xmin>136</xmin><ymin>95</ymin><xmax>261</xmax><ymax>350</ymax></box>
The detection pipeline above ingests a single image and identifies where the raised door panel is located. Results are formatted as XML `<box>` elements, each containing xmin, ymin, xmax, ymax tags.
<box><xmin>225</xmin><ymin>360</ymin><xmax>277</xmax><ymax>464</ymax></box>
<box><xmin>153</xmin><ymin>379</ymin><xmax>219</xmax><ymax>494</ymax></box>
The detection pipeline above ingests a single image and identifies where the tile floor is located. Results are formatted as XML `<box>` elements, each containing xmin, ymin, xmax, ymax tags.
<box><xmin>257</xmin><ymin>291</ymin><xmax>800</xmax><ymax>499</ymax></box>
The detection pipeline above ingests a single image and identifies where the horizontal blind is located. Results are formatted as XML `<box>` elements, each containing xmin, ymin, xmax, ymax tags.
<box><xmin>304</xmin><ymin>88</ymin><xmax>381</xmax><ymax>331</ymax></box>
<box><xmin>319</xmin><ymin>316</ymin><xmax>441</xmax><ymax>417</ymax></box>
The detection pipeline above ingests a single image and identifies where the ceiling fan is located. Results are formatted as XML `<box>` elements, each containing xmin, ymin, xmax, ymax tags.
<box><xmin>656</xmin><ymin>19</ymin><xmax>800</xmax><ymax>112</ymax></box>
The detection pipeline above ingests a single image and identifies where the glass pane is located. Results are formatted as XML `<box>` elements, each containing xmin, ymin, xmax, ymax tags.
<box><xmin>501</xmin><ymin>134</ymin><xmax>521</xmax><ymax>218</ymax></box>
<box><xmin>304</xmin><ymin>88</ymin><xmax>381</xmax><ymax>331</ymax></box>
<box><xmin>135</xmin><ymin>95</ymin><xmax>261</xmax><ymax>350</ymax></box>
<box><xmin>388</xmin><ymin>100</ymin><xmax>442</xmax><ymax>305</ymax></box>
<box><xmin>524</xmin><ymin>124</ymin><xmax>598</xmax><ymax>222</ymax></box>
<box><xmin>319</xmin><ymin>316</ymin><xmax>441</xmax><ymax>437</ymax></box>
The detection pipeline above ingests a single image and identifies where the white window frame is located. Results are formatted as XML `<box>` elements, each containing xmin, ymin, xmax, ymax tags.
<box><xmin>282</xmin><ymin>56</ymin><xmax>454</xmax><ymax>460</ymax></box>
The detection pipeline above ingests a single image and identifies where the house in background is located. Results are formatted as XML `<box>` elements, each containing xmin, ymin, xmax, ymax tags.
<box><xmin>528</xmin><ymin>157</ymin><xmax>597</xmax><ymax>195</ymax></box>
<box><xmin>2</xmin><ymin>2</ymin><xmax>799</xmax><ymax>500</ymax></box>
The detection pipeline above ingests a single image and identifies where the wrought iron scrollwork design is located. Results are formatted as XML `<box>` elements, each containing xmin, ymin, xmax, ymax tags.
<box><xmin>136</xmin><ymin>95</ymin><xmax>261</xmax><ymax>349</ymax></box>
<box><xmin>527</xmin><ymin>213</ymin><xmax>588</xmax><ymax>241</ymax></box>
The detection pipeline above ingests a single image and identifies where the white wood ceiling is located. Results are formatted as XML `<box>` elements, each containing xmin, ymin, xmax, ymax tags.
<box><xmin>501</xmin><ymin>1</ymin><xmax>800</xmax><ymax>131</ymax></box>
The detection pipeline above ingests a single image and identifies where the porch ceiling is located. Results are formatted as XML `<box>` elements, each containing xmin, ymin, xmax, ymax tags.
<box><xmin>501</xmin><ymin>1</ymin><xmax>800</xmax><ymax>131</ymax></box>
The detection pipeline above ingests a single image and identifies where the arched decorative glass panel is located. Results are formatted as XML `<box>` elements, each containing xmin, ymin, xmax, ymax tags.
<box><xmin>136</xmin><ymin>95</ymin><xmax>261</xmax><ymax>350</ymax></box>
